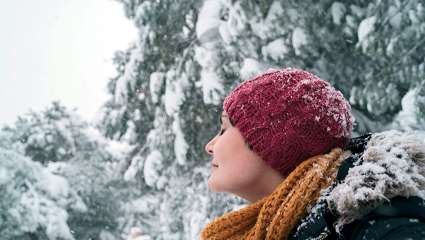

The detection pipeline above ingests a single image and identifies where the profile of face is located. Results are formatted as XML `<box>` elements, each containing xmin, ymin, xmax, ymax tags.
<box><xmin>204</xmin><ymin>111</ymin><xmax>284</xmax><ymax>201</ymax></box>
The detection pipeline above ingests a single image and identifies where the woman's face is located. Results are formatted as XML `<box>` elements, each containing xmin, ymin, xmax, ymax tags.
<box><xmin>204</xmin><ymin>111</ymin><xmax>276</xmax><ymax>196</ymax></box>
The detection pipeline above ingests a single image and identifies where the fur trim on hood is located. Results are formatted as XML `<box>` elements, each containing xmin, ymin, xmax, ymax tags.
<box><xmin>326</xmin><ymin>130</ymin><xmax>425</xmax><ymax>230</ymax></box>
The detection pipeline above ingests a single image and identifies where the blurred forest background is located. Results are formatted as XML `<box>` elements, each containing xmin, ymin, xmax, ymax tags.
<box><xmin>1</xmin><ymin>0</ymin><xmax>425</xmax><ymax>239</ymax></box>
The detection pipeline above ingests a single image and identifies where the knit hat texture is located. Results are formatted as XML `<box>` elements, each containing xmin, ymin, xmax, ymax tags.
<box><xmin>223</xmin><ymin>68</ymin><xmax>354</xmax><ymax>176</ymax></box>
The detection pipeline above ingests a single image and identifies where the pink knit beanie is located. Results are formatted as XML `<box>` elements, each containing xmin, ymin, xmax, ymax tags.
<box><xmin>223</xmin><ymin>68</ymin><xmax>354</xmax><ymax>177</ymax></box>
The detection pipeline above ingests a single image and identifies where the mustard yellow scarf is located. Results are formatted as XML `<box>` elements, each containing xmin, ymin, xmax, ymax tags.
<box><xmin>201</xmin><ymin>148</ymin><xmax>350</xmax><ymax>240</ymax></box>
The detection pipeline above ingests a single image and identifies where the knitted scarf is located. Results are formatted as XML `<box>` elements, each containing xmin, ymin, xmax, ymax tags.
<box><xmin>201</xmin><ymin>148</ymin><xmax>351</xmax><ymax>240</ymax></box>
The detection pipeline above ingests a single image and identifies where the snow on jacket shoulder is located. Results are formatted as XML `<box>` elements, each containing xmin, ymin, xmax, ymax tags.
<box><xmin>289</xmin><ymin>130</ymin><xmax>425</xmax><ymax>240</ymax></box>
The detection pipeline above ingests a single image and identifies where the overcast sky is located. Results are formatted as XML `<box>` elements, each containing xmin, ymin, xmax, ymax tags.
<box><xmin>0</xmin><ymin>0</ymin><xmax>136</xmax><ymax>126</ymax></box>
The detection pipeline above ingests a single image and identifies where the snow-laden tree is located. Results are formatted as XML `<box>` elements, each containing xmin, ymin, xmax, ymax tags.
<box><xmin>2</xmin><ymin>101</ymin><xmax>93</xmax><ymax>164</ymax></box>
<box><xmin>0</xmin><ymin>149</ymin><xmax>86</xmax><ymax>240</ymax></box>
<box><xmin>96</xmin><ymin>0</ymin><xmax>247</xmax><ymax>239</ymax></box>
<box><xmin>192</xmin><ymin>0</ymin><xmax>425</xmax><ymax>132</ymax></box>
<box><xmin>0</xmin><ymin>102</ymin><xmax>133</xmax><ymax>239</ymax></box>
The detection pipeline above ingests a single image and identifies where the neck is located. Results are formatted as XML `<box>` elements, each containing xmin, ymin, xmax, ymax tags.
<box><xmin>237</xmin><ymin>169</ymin><xmax>285</xmax><ymax>203</ymax></box>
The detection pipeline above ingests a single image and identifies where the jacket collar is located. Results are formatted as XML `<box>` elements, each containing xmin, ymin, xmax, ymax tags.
<box><xmin>327</xmin><ymin>130</ymin><xmax>425</xmax><ymax>230</ymax></box>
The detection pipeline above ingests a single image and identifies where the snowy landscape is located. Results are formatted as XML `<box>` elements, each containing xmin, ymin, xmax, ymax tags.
<box><xmin>1</xmin><ymin>0</ymin><xmax>425</xmax><ymax>239</ymax></box>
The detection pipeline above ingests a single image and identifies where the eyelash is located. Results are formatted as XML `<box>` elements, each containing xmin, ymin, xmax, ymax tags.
<box><xmin>219</xmin><ymin>128</ymin><xmax>225</xmax><ymax>136</ymax></box>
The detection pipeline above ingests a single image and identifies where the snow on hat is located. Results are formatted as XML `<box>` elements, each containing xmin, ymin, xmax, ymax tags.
<box><xmin>223</xmin><ymin>68</ymin><xmax>354</xmax><ymax>177</ymax></box>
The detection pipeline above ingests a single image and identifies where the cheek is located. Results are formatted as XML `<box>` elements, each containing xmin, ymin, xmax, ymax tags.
<box><xmin>209</xmin><ymin>151</ymin><xmax>265</xmax><ymax>192</ymax></box>
<box><xmin>227</xmin><ymin>153</ymin><xmax>264</xmax><ymax>181</ymax></box>
<box><xmin>213</xmin><ymin>131</ymin><xmax>245</xmax><ymax>162</ymax></box>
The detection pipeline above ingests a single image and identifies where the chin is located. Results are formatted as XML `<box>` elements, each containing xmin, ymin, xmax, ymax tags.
<box><xmin>207</xmin><ymin>176</ymin><xmax>222</xmax><ymax>192</ymax></box>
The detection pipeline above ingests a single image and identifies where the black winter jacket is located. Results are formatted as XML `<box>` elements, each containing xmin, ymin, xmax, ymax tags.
<box><xmin>289</xmin><ymin>132</ymin><xmax>425</xmax><ymax>240</ymax></box>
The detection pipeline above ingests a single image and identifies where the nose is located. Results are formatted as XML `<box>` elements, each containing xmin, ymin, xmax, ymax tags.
<box><xmin>205</xmin><ymin>136</ymin><xmax>216</xmax><ymax>155</ymax></box>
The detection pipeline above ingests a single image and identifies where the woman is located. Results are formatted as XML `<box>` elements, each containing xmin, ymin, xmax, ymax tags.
<box><xmin>201</xmin><ymin>69</ymin><xmax>425</xmax><ymax>240</ymax></box>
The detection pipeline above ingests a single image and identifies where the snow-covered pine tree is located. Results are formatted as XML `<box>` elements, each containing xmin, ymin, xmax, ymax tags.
<box><xmin>0</xmin><ymin>102</ymin><xmax>132</xmax><ymax>239</ymax></box>
<box><xmin>192</xmin><ymin>0</ymin><xmax>425</xmax><ymax>132</ymax></box>
<box><xmin>0</xmin><ymin>149</ymin><xmax>86</xmax><ymax>240</ymax></box>
<box><xmin>4</xmin><ymin>101</ymin><xmax>86</xmax><ymax>164</ymax></box>
<box><xmin>98</xmin><ymin>0</ymin><xmax>246</xmax><ymax>239</ymax></box>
